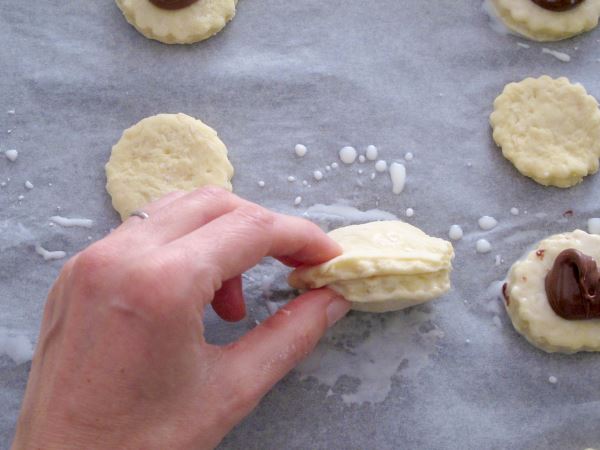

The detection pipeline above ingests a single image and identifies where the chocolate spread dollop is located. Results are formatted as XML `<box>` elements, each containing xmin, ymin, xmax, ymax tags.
<box><xmin>545</xmin><ymin>249</ymin><xmax>600</xmax><ymax>320</ymax></box>
<box><xmin>531</xmin><ymin>0</ymin><xmax>586</xmax><ymax>12</ymax></box>
<box><xmin>149</xmin><ymin>0</ymin><xmax>199</xmax><ymax>10</ymax></box>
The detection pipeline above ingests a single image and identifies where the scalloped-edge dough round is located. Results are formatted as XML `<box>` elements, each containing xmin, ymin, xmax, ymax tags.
<box><xmin>106</xmin><ymin>113</ymin><xmax>234</xmax><ymax>221</ymax></box>
<box><xmin>490</xmin><ymin>76</ymin><xmax>600</xmax><ymax>188</ymax></box>
<box><xmin>505</xmin><ymin>229</ymin><xmax>600</xmax><ymax>353</ymax></box>
<box><xmin>289</xmin><ymin>221</ymin><xmax>454</xmax><ymax>313</ymax></box>
<box><xmin>116</xmin><ymin>0</ymin><xmax>237</xmax><ymax>44</ymax></box>
<box><xmin>490</xmin><ymin>0</ymin><xmax>600</xmax><ymax>41</ymax></box>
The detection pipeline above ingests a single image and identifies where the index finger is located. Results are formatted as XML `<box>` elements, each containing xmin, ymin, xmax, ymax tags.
<box><xmin>163</xmin><ymin>204</ymin><xmax>342</xmax><ymax>288</ymax></box>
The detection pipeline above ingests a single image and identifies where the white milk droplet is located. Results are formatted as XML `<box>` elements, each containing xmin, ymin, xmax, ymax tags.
<box><xmin>389</xmin><ymin>163</ymin><xmax>406</xmax><ymax>195</ymax></box>
<box><xmin>448</xmin><ymin>225</ymin><xmax>463</xmax><ymax>241</ymax></box>
<box><xmin>404</xmin><ymin>152</ymin><xmax>414</xmax><ymax>161</ymax></box>
<box><xmin>339</xmin><ymin>146</ymin><xmax>357</xmax><ymax>164</ymax></box>
<box><xmin>331</xmin><ymin>162</ymin><xmax>339</xmax><ymax>169</ymax></box>
<box><xmin>294</xmin><ymin>196</ymin><xmax>302</xmax><ymax>206</ymax></box>
<box><xmin>375</xmin><ymin>160</ymin><xmax>387</xmax><ymax>172</ymax></box>
<box><xmin>258</xmin><ymin>180</ymin><xmax>265</xmax><ymax>187</ymax></box>
<box><xmin>478</xmin><ymin>216</ymin><xmax>498</xmax><ymax>231</ymax></box>
<box><xmin>265</xmin><ymin>300</ymin><xmax>279</xmax><ymax>316</ymax></box>
<box><xmin>548</xmin><ymin>376</ymin><xmax>558</xmax><ymax>384</ymax></box>
<box><xmin>542</xmin><ymin>47</ymin><xmax>571</xmax><ymax>62</ymax></box>
<box><xmin>313</xmin><ymin>170</ymin><xmax>323</xmax><ymax>181</ymax></box>
<box><xmin>35</xmin><ymin>244</ymin><xmax>66</xmax><ymax>261</ymax></box>
<box><xmin>370</xmin><ymin>173</ymin><xmax>376</xmax><ymax>180</ymax></box>
<box><xmin>303</xmin><ymin>204</ymin><xmax>398</xmax><ymax>222</ymax></box>
<box><xmin>5</xmin><ymin>149</ymin><xmax>18</xmax><ymax>162</ymax></box>
<box><xmin>294</xmin><ymin>144</ymin><xmax>307</xmax><ymax>157</ymax></box>
<box><xmin>588</xmin><ymin>218</ymin><xmax>600</xmax><ymax>235</ymax></box>
<box><xmin>287</xmin><ymin>176</ymin><xmax>296</xmax><ymax>182</ymax></box>
<box><xmin>476</xmin><ymin>239</ymin><xmax>492</xmax><ymax>254</ymax></box>
<box><xmin>24</xmin><ymin>181</ymin><xmax>33</xmax><ymax>190</ymax></box>
<box><xmin>510</xmin><ymin>207</ymin><xmax>519</xmax><ymax>216</ymax></box>
<box><xmin>0</xmin><ymin>329</ymin><xmax>34</xmax><ymax>365</ymax></box>
<box><xmin>325</xmin><ymin>165</ymin><xmax>331</xmax><ymax>171</ymax></box>
<box><xmin>366</xmin><ymin>145</ymin><xmax>378</xmax><ymax>160</ymax></box>
<box><xmin>50</xmin><ymin>216</ymin><xmax>94</xmax><ymax>228</ymax></box>
<box><xmin>405</xmin><ymin>208</ymin><xmax>414</xmax><ymax>217</ymax></box>
<box><xmin>358</xmin><ymin>155</ymin><xmax>366</xmax><ymax>163</ymax></box>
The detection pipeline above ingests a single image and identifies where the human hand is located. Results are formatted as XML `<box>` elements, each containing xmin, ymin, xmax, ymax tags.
<box><xmin>12</xmin><ymin>187</ymin><xmax>350</xmax><ymax>450</ymax></box>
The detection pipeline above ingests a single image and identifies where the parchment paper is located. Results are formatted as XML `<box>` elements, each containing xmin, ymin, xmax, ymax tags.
<box><xmin>1</xmin><ymin>1</ymin><xmax>600</xmax><ymax>449</ymax></box>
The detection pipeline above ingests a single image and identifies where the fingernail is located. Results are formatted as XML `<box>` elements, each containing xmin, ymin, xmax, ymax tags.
<box><xmin>326</xmin><ymin>296</ymin><xmax>351</xmax><ymax>327</ymax></box>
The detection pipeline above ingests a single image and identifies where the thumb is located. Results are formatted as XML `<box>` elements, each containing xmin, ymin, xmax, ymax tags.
<box><xmin>216</xmin><ymin>289</ymin><xmax>350</xmax><ymax>420</ymax></box>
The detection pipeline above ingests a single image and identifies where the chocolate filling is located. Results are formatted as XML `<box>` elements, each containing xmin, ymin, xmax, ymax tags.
<box><xmin>531</xmin><ymin>0</ymin><xmax>586</xmax><ymax>12</ymax></box>
<box><xmin>545</xmin><ymin>249</ymin><xmax>600</xmax><ymax>320</ymax></box>
<box><xmin>149</xmin><ymin>0</ymin><xmax>199</xmax><ymax>10</ymax></box>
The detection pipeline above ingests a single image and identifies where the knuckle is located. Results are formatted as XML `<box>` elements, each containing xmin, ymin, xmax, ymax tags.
<box><xmin>194</xmin><ymin>185</ymin><xmax>232</xmax><ymax>203</ymax></box>
<box><xmin>193</xmin><ymin>260</ymin><xmax>222</xmax><ymax>294</ymax></box>
<box><xmin>235</xmin><ymin>204</ymin><xmax>274</xmax><ymax>229</ymax></box>
<box><xmin>73</xmin><ymin>242</ymin><xmax>116</xmax><ymax>274</ymax></box>
<box><xmin>69</xmin><ymin>243</ymin><xmax>119</xmax><ymax>293</ymax></box>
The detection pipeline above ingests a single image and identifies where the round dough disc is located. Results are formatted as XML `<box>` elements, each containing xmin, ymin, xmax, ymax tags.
<box><xmin>289</xmin><ymin>221</ymin><xmax>454</xmax><ymax>313</ymax></box>
<box><xmin>504</xmin><ymin>230</ymin><xmax>600</xmax><ymax>353</ymax></box>
<box><xmin>490</xmin><ymin>0</ymin><xmax>600</xmax><ymax>41</ymax></box>
<box><xmin>106</xmin><ymin>113</ymin><xmax>234</xmax><ymax>221</ymax></box>
<box><xmin>116</xmin><ymin>0</ymin><xmax>237</xmax><ymax>44</ymax></box>
<box><xmin>490</xmin><ymin>76</ymin><xmax>600</xmax><ymax>188</ymax></box>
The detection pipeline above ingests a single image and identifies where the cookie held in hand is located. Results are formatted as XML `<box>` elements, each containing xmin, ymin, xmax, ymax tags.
<box><xmin>289</xmin><ymin>221</ymin><xmax>454</xmax><ymax>313</ymax></box>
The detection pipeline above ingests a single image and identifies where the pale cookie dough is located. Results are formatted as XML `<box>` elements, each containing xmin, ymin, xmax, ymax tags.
<box><xmin>106</xmin><ymin>113</ymin><xmax>234</xmax><ymax>221</ymax></box>
<box><xmin>504</xmin><ymin>230</ymin><xmax>600</xmax><ymax>353</ymax></box>
<box><xmin>116</xmin><ymin>0</ymin><xmax>237</xmax><ymax>44</ymax></box>
<box><xmin>490</xmin><ymin>76</ymin><xmax>600</xmax><ymax>188</ymax></box>
<box><xmin>288</xmin><ymin>221</ymin><xmax>454</xmax><ymax>313</ymax></box>
<box><xmin>490</xmin><ymin>0</ymin><xmax>600</xmax><ymax>41</ymax></box>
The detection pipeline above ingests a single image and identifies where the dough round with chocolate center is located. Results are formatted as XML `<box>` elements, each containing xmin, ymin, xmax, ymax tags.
<box><xmin>289</xmin><ymin>221</ymin><xmax>454</xmax><ymax>313</ymax></box>
<box><xmin>116</xmin><ymin>0</ymin><xmax>237</xmax><ymax>44</ymax></box>
<box><xmin>490</xmin><ymin>0</ymin><xmax>600</xmax><ymax>41</ymax></box>
<box><xmin>504</xmin><ymin>230</ymin><xmax>600</xmax><ymax>353</ymax></box>
<box><xmin>106</xmin><ymin>113</ymin><xmax>234</xmax><ymax>221</ymax></box>
<box><xmin>490</xmin><ymin>76</ymin><xmax>600</xmax><ymax>188</ymax></box>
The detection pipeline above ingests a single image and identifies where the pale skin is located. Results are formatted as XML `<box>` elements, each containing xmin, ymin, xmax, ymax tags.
<box><xmin>12</xmin><ymin>187</ymin><xmax>351</xmax><ymax>450</ymax></box>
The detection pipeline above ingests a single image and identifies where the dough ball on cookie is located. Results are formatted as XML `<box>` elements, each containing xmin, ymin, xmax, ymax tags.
<box><xmin>504</xmin><ymin>230</ymin><xmax>600</xmax><ymax>353</ymax></box>
<box><xmin>289</xmin><ymin>221</ymin><xmax>454</xmax><ymax>313</ymax></box>
<box><xmin>490</xmin><ymin>76</ymin><xmax>600</xmax><ymax>188</ymax></box>
<box><xmin>116</xmin><ymin>0</ymin><xmax>237</xmax><ymax>44</ymax></box>
<box><xmin>490</xmin><ymin>0</ymin><xmax>600</xmax><ymax>41</ymax></box>
<box><xmin>106</xmin><ymin>113</ymin><xmax>234</xmax><ymax>221</ymax></box>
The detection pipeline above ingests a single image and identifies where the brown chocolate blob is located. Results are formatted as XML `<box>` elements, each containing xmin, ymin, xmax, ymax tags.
<box><xmin>545</xmin><ymin>249</ymin><xmax>600</xmax><ymax>320</ymax></box>
<box><xmin>149</xmin><ymin>0</ymin><xmax>199</xmax><ymax>10</ymax></box>
<box><xmin>531</xmin><ymin>0</ymin><xmax>586</xmax><ymax>12</ymax></box>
